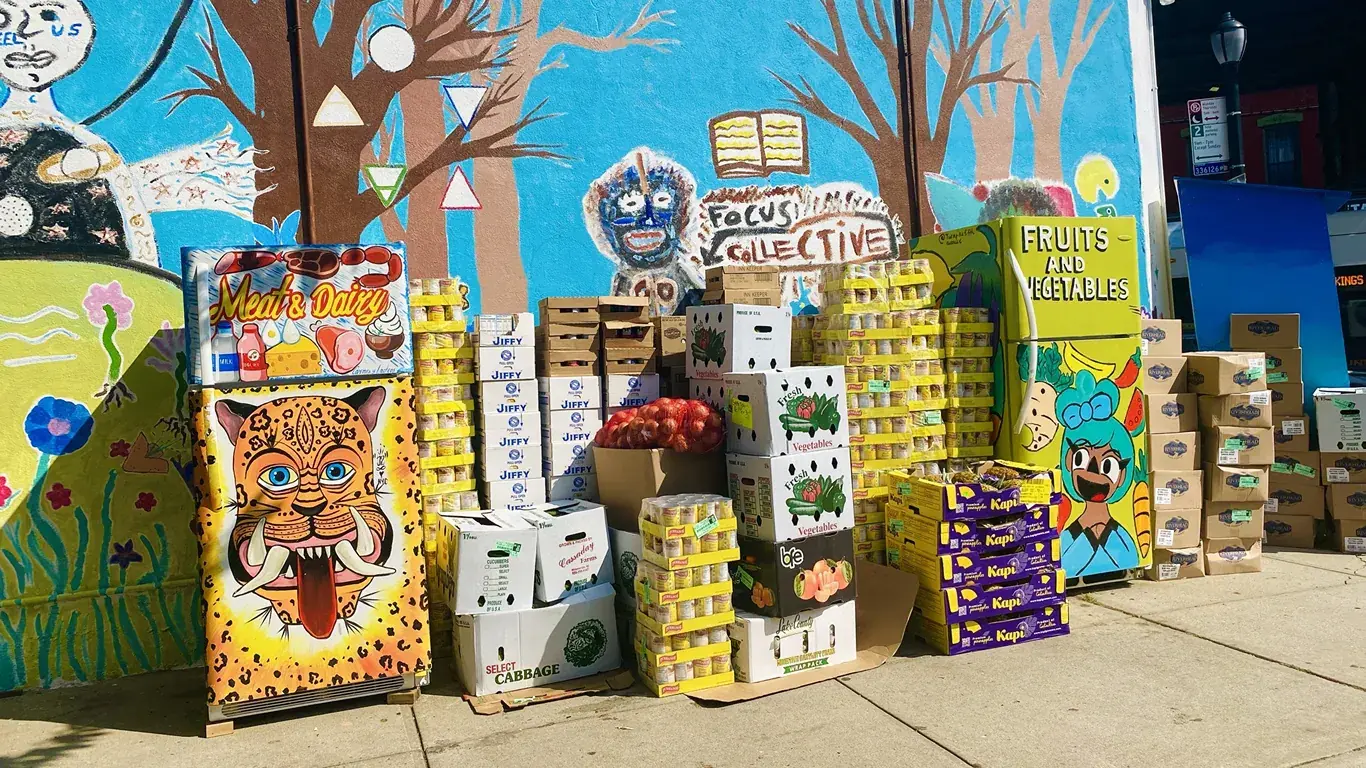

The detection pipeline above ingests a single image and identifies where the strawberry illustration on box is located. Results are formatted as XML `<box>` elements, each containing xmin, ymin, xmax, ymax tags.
<box><xmin>724</xmin><ymin>366</ymin><xmax>848</xmax><ymax>456</ymax></box>
<box><xmin>727</xmin><ymin>448</ymin><xmax>853</xmax><ymax>541</ymax></box>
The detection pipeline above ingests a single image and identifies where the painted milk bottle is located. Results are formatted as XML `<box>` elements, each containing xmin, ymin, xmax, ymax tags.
<box><xmin>212</xmin><ymin>320</ymin><xmax>240</xmax><ymax>383</ymax></box>
<box><xmin>238</xmin><ymin>323</ymin><xmax>268</xmax><ymax>381</ymax></box>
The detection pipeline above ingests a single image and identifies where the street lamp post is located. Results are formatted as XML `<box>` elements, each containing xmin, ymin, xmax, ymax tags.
<box><xmin>1211</xmin><ymin>12</ymin><xmax>1248</xmax><ymax>181</ymax></box>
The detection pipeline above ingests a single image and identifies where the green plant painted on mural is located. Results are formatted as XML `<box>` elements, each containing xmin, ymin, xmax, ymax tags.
<box><xmin>83</xmin><ymin>282</ymin><xmax>138</xmax><ymax>409</ymax></box>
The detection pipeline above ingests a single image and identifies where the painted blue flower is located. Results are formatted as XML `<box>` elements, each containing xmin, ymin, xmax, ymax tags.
<box><xmin>24</xmin><ymin>397</ymin><xmax>94</xmax><ymax>456</ymax></box>
<box><xmin>109</xmin><ymin>540</ymin><xmax>142</xmax><ymax>570</ymax></box>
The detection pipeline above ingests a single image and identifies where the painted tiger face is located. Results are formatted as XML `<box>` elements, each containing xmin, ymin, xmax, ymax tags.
<box><xmin>215</xmin><ymin>386</ymin><xmax>394</xmax><ymax>640</ymax></box>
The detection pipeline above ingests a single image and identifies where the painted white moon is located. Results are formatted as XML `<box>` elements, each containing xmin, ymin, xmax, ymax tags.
<box><xmin>0</xmin><ymin>195</ymin><xmax>35</xmax><ymax>236</ymax></box>
<box><xmin>369</xmin><ymin>25</ymin><xmax>415</xmax><ymax>73</ymax></box>
<box><xmin>60</xmin><ymin>146</ymin><xmax>102</xmax><ymax>181</ymax></box>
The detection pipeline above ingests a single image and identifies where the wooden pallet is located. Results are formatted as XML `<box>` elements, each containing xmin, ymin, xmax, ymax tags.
<box><xmin>386</xmin><ymin>687</ymin><xmax>421</xmax><ymax>705</ymax></box>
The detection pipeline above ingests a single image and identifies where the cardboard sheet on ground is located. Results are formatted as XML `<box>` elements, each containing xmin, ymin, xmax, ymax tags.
<box><xmin>464</xmin><ymin>668</ymin><xmax>636</xmax><ymax>715</ymax></box>
<box><xmin>689</xmin><ymin>563</ymin><xmax>919</xmax><ymax>703</ymax></box>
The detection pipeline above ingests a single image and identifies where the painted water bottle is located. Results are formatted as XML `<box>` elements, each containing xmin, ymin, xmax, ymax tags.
<box><xmin>211</xmin><ymin>321</ymin><xmax>240</xmax><ymax>383</ymax></box>
<box><xmin>237</xmin><ymin>323</ymin><xmax>267</xmax><ymax>382</ymax></box>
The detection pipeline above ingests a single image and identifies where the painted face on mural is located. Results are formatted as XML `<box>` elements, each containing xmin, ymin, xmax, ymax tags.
<box><xmin>0</xmin><ymin>0</ymin><xmax>94</xmax><ymax>92</ymax></box>
<box><xmin>599</xmin><ymin>165</ymin><xmax>689</xmax><ymax>270</ymax></box>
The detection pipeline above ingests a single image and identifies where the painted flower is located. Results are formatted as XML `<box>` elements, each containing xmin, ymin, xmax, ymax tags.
<box><xmin>135</xmin><ymin>492</ymin><xmax>157</xmax><ymax>512</ymax></box>
<box><xmin>0</xmin><ymin>476</ymin><xmax>12</xmax><ymax>509</ymax></box>
<box><xmin>109</xmin><ymin>541</ymin><xmax>142</xmax><ymax>570</ymax></box>
<box><xmin>145</xmin><ymin>321</ymin><xmax>186</xmax><ymax>373</ymax></box>
<box><xmin>24</xmin><ymin>397</ymin><xmax>94</xmax><ymax>456</ymax></box>
<box><xmin>82</xmin><ymin>281</ymin><xmax>134</xmax><ymax>330</ymax></box>
<box><xmin>46</xmin><ymin>483</ymin><xmax>72</xmax><ymax>509</ymax></box>
<box><xmin>110</xmin><ymin>439</ymin><xmax>131</xmax><ymax>457</ymax></box>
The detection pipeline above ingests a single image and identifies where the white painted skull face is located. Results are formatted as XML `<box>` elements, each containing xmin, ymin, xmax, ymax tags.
<box><xmin>0</xmin><ymin>0</ymin><xmax>94</xmax><ymax>92</ymax></box>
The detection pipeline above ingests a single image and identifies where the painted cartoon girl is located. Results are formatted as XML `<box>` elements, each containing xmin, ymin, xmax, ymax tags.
<box><xmin>1056</xmin><ymin>370</ymin><xmax>1138</xmax><ymax>575</ymax></box>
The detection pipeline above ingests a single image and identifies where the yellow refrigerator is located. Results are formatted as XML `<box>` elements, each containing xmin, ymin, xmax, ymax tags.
<box><xmin>921</xmin><ymin>217</ymin><xmax>1149</xmax><ymax>584</ymax></box>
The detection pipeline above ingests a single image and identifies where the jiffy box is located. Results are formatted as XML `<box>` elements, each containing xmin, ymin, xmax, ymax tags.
<box><xmin>1314</xmin><ymin>388</ymin><xmax>1366</xmax><ymax>451</ymax></box>
<box><xmin>480</xmin><ymin>380</ymin><xmax>538</xmax><ymax>416</ymax></box>
<box><xmin>1205</xmin><ymin>538</ymin><xmax>1263</xmax><ymax>575</ymax></box>
<box><xmin>730</xmin><ymin>601</ymin><xmax>857</xmax><ymax>684</ymax></box>
<box><xmin>1152</xmin><ymin>469</ymin><xmax>1202</xmax><ymax>511</ymax></box>
<box><xmin>686</xmin><ymin>304</ymin><xmax>792</xmax><ymax>381</ymax></box>
<box><xmin>483</xmin><ymin>478</ymin><xmax>547</xmax><ymax>512</ymax></box>
<box><xmin>475</xmin><ymin>312</ymin><xmax>535</xmax><ymax>347</ymax></box>
<box><xmin>1184</xmin><ymin>351</ymin><xmax>1267</xmax><ymax>395</ymax></box>
<box><xmin>727</xmin><ymin>448</ymin><xmax>854</xmax><ymax>541</ymax></box>
<box><xmin>1151</xmin><ymin>508</ymin><xmax>1200</xmax><ymax>549</ymax></box>
<box><xmin>1147</xmin><ymin>393</ymin><xmax>1196</xmax><ymax>433</ymax></box>
<box><xmin>1321</xmin><ymin>452</ymin><xmax>1366</xmax><ymax>484</ymax></box>
<box><xmin>481</xmin><ymin>410</ymin><xmax>542</xmax><ymax>449</ymax></box>
<box><xmin>1204</xmin><ymin>501</ymin><xmax>1266</xmax><ymax>539</ymax></box>
<box><xmin>544</xmin><ymin>409</ymin><xmax>602</xmax><ymax>443</ymax></box>
<box><xmin>1150</xmin><ymin>431</ymin><xmax>1199</xmax><ymax>471</ymax></box>
<box><xmin>1198</xmin><ymin>391</ymin><xmax>1273</xmax><ymax>428</ymax></box>
<box><xmin>438</xmin><ymin>511</ymin><xmax>538</xmax><ymax>614</ymax></box>
<box><xmin>477</xmin><ymin>346</ymin><xmax>536</xmax><ymax>381</ymax></box>
<box><xmin>454</xmin><ymin>583</ymin><xmax>621</xmax><ymax>697</ymax></box>
<box><xmin>1146</xmin><ymin>547</ymin><xmax>1204</xmax><ymax>581</ymax></box>
<box><xmin>604</xmin><ymin>374</ymin><xmax>660</xmax><ymax>408</ymax></box>
<box><xmin>1264</xmin><ymin>513</ymin><xmax>1317</xmax><ymax>549</ymax></box>
<box><xmin>519</xmin><ymin>501</ymin><xmax>614</xmax><ymax>603</ymax></box>
<box><xmin>1201</xmin><ymin>426</ymin><xmax>1273</xmax><ymax>466</ymax></box>
<box><xmin>733</xmin><ymin>530</ymin><xmax>856</xmax><ymax>618</ymax></box>
<box><xmin>543</xmin><ymin>439</ymin><xmax>594</xmax><ymax>476</ymax></box>
<box><xmin>1204</xmin><ymin>464</ymin><xmax>1269</xmax><ymax>503</ymax></box>
<box><xmin>547</xmin><ymin>473</ymin><xmax>599</xmax><ymax>503</ymax></box>
<box><xmin>724</xmin><ymin>367</ymin><xmax>849</xmax><ymax>456</ymax></box>
<box><xmin>593</xmin><ymin>447</ymin><xmax>726</xmax><ymax>531</ymax></box>
<box><xmin>1141</xmin><ymin>356</ymin><xmax>1187</xmax><ymax>395</ymax></box>
<box><xmin>480</xmin><ymin>444</ymin><xmax>543</xmax><ymax>483</ymax></box>
<box><xmin>539</xmin><ymin>376</ymin><xmax>602</xmax><ymax>411</ymax></box>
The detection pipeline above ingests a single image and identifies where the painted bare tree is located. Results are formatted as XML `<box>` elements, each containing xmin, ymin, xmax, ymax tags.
<box><xmin>1024</xmin><ymin>0</ymin><xmax>1112</xmax><ymax>179</ymax></box>
<box><xmin>771</xmin><ymin>0</ymin><xmax>912</xmax><ymax>224</ymax></box>
<box><xmin>959</xmin><ymin>2</ymin><xmax>1035</xmax><ymax>181</ymax></box>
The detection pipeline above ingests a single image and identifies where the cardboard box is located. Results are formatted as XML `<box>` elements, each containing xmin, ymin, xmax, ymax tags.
<box><xmin>548</xmin><ymin>473</ymin><xmax>600</xmax><ymax>503</ymax></box>
<box><xmin>1147</xmin><ymin>393</ymin><xmax>1197</xmax><ymax>433</ymax></box>
<box><xmin>538</xmin><ymin>349</ymin><xmax>600</xmax><ymax>377</ymax></box>
<box><xmin>538</xmin><ymin>323</ymin><xmax>601</xmax><ymax>351</ymax></box>
<box><xmin>604</xmin><ymin>373</ymin><xmax>660</xmax><ymax>408</ymax></box>
<box><xmin>607</xmin><ymin>527</ymin><xmax>642</xmax><ymax>602</ymax></box>
<box><xmin>1273</xmin><ymin>414</ymin><xmax>1310</xmax><ymax>452</ymax></box>
<box><xmin>691</xmin><ymin>378</ymin><xmax>729</xmax><ymax>412</ymax></box>
<box><xmin>539</xmin><ymin>297</ymin><xmax>601</xmax><ymax>326</ymax></box>
<box><xmin>519</xmin><ymin>501</ymin><xmax>613</xmax><ymax>602</ymax></box>
<box><xmin>437</xmin><ymin>511</ymin><xmax>538</xmax><ymax>614</ymax></box>
<box><xmin>1140</xmin><ymin>318</ymin><xmax>1183</xmax><ymax>357</ymax></box>
<box><xmin>727</xmin><ymin>448</ymin><xmax>855</xmax><ymax>541</ymax></box>
<box><xmin>479</xmin><ymin>380</ymin><xmax>537</xmax><ymax>417</ymax></box>
<box><xmin>729</xmin><ymin>602</ymin><xmax>856</xmax><ymax>683</ymax></box>
<box><xmin>453</xmin><ymin>583</ymin><xmax>620</xmax><ymax>696</ymax></box>
<box><xmin>476</xmin><ymin>312</ymin><xmax>535</xmax><ymax>347</ymax></box>
<box><xmin>733</xmin><ymin>530</ymin><xmax>856</xmax><ymax>618</ymax></box>
<box><xmin>600</xmin><ymin>320</ymin><xmax>654</xmax><ymax>351</ymax></box>
<box><xmin>543</xmin><ymin>438</ymin><xmax>594</xmax><ymax>477</ymax></box>
<box><xmin>597</xmin><ymin>296</ymin><xmax>650</xmax><ymax>324</ymax></box>
<box><xmin>701</xmin><ymin>288</ymin><xmax>783</xmax><ymax>307</ymax></box>
<box><xmin>1265</xmin><ymin>347</ymin><xmax>1302</xmax><ymax>385</ymax></box>
<box><xmin>1151</xmin><ymin>470</ymin><xmax>1202</xmax><ymax>511</ymax></box>
<box><xmin>655</xmin><ymin>316</ymin><xmax>687</xmax><ymax>365</ymax></box>
<box><xmin>724</xmin><ymin>367</ymin><xmax>850</xmax><ymax>457</ymax></box>
<box><xmin>912</xmin><ymin>603</ymin><xmax>1069</xmax><ymax>655</ymax></box>
<box><xmin>1230</xmin><ymin>313</ymin><xmax>1300</xmax><ymax>350</ymax></box>
<box><xmin>480</xmin><ymin>444</ymin><xmax>543</xmax><ymax>483</ymax></box>
<box><xmin>1204</xmin><ymin>464</ymin><xmax>1269</xmax><ymax>503</ymax></box>
<box><xmin>1332</xmin><ymin>518</ymin><xmax>1366</xmax><ymax>553</ymax></box>
<box><xmin>544</xmin><ymin>409</ymin><xmax>602</xmax><ymax>444</ymax></box>
<box><xmin>1146</xmin><ymin>546</ymin><xmax>1205</xmax><ymax>581</ymax></box>
<box><xmin>1327</xmin><ymin>484</ymin><xmax>1366</xmax><ymax>519</ymax></box>
<box><xmin>914</xmin><ymin>569</ymin><xmax>1066</xmax><ymax>624</ymax></box>
<box><xmin>886</xmin><ymin>501</ymin><xmax>1056</xmax><ymax>554</ymax></box>
<box><xmin>481</xmin><ymin>410</ymin><xmax>542</xmax><ymax>444</ymax></box>
<box><xmin>593</xmin><ymin>447</ymin><xmax>726</xmax><ymax>530</ymax></box>
<box><xmin>1270</xmin><ymin>381</ymin><xmax>1304</xmax><ymax>416</ymax></box>
<box><xmin>1204</xmin><ymin>538</ymin><xmax>1263</xmax><ymax>575</ymax></box>
<box><xmin>1151</xmin><ymin>431</ymin><xmax>1199</xmax><ymax>471</ymax></box>
<box><xmin>1198</xmin><ymin>392</ymin><xmax>1273</xmax><ymax>428</ymax></box>
<box><xmin>686</xmin><ymin>304</ymin><xmax>792</xmax><ymax>381</ymax></box>
<box><xmin>706</xmin><ymin>265</ymin><xmax>781</xmax><ymax>290</ymax></box>
<box><xmin>1184</xmin><ymin>351</ymin><xmax>1267</xmax><ymax>395</ymax></box>
<box><xmin>477</xmin><ymin>345</ymin><xmax>536</xmax><ymax>382</ymax></box>
<box><xmin>895</xmin><ymin>539</ymin><xmax>1061</xmax><ymax>588</ymax></box>
<box><xmin>1314</xmin><ymin>388</ymin><xmax>1366</xmax><ymax>450</ymax></box>
<box><xmin>539</xmin><ymin>376</ymin><xmax>602</xmax><ymax>411</ymax></box>
<box><xmin>482</xmin><ymin>478</ymin><xmax>547</xmax><ymax>511</ymax></box>
<box><xmin>1204</xmin><ymin>501</ymin><xmax>1266</xmax><ymax>539</ymax></box>
<box><xmin>603</xmin><ymin>356</ymin><xmax>657</xmax><ymax>375</ymax></box>
<box><xmin>662</xmin><ymin>366</ymin><xmax>688</xmax><ymax>398</ymax></box>
<box><xmin>1270</xmin><ymin>450</ymin><xmax>1320</xmax><ymax>493</ymax></box>
<box><xmin>1151</xmin><ymin>509</ymin><xmax>1201</xmax><ymax>549</ymax></box>
<box><xmin>1270</xmin><ymin>463</ymin><xmax>1325</xmax><ymax>517</ymax></box>
<box><xmin>1141</xmin><ymin>356</ymin><xmax>1188</xmax><ymax>395</ymax></box>
<box><xmin>1201</xmin><ymin>426</ymin><xmax>1273</xmax><ymax>466</ymax></box>
<box><xmin>1320</xmin><ymin>452</ymin><xmax>1366</xmax><ymax>484</ymax></box>
<box><xmin>1263</xmin><ymin>513</ymin><xmax>1317</xmax><ymax>549</ymax></box>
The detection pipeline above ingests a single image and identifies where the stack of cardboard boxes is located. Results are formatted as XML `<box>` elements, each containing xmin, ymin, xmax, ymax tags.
<box><xmin>476</xmin><ymin>313</ymin><xmax>545</xmax><ymax>511</ymax></box>
<box><xmin>538</xmin><ymin>297</ymin><xmax>600</xmax><ymax>376</ymax></box>
<box><xmin>655</xmin><ymin>315</ymin><xmax>688</xmax><ymax>397</ymax></box>
<box><xmin>1229</xmin><ymin>315</ymin><xmax>1321</xmax><ymax>549</ymax></box>
<box><xmin>600</xmin><ymin>297</ymin><xmax>661</xmax><ymax>418</ymax></box>
<box><xmin>536</xmin><ymin>298</ymin><xmax>603</xmax><ymax>503</ymax></box>
<box><xmin>1141</xmin><ymin>319</ymin><xmax>1203</xmax><ymax>580</ymax></box>
<box><xmin>1187</xmin><ymin>348</ymin><xmax>1269</xmax><ymax>576</ymax></box>
<box><xmin>1314</xmin><ymin>385</ymin><xmax>1366</xmax><ymax>553</ymax></box>
<box><xmin>701</xmin><ymin>265</ymin><xmax>781</xmax><ymax>307</ymax></box>
<box><xmin>686</xmin><ymin>301</ymin><xmax>792</xmax><ymax>416</ymax></box>
<box><xmin>722</xmin><ymin>366</ymin><xmax>858</xmax><ymax>682</ymax></box>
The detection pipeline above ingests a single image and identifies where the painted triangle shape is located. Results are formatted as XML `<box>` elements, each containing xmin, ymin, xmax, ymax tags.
<box><xmin>443</xmin><ymin>85</ymin><xmax>487</xmax><ymax>129</ymax></box>
<box><xmin>440</xmin><ymin>167</ymin><xmax>481</xmax><ymax>210</ymax></box>
<box><xmin>363</xmin><ymin>164</ymin><xmax>408</xmax><ymax>207</ymax></box>
<box><xmin>314</xmin><ymin>85</ymin><xmax>364</xmax><ymax>127</ymax></box>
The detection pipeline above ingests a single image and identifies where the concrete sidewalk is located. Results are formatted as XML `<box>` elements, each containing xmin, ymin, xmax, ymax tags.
<box><xmin>4</xmin><ymin>548</ymin><xmax>1366</xmax><ymax>768</ymax></box>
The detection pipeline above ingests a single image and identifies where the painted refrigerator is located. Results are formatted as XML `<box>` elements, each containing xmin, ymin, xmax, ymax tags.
<box><xmin>922</xmin><ymin>218</ymin><xmax>1149</xmax><ymax>583</ymax></box>
<box><xmin>184</xmin><ymin>245</ymin><xmax>430</xmax><ymax>723</ymax></box>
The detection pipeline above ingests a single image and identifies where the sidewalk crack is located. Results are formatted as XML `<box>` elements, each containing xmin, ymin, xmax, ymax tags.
<box><xmin>835</xmin><ymin>677</ymin><xmax>977</xmax><ymax>767</ymax></box>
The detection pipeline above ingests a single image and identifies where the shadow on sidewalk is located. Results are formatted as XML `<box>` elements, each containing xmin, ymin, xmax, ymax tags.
<box><xmin>0</xmin><ymin>667</ymin><xmax>208</xmax><ymax>738</ymax></box>
<box><xmin>1</xmin><ymin>723</ymin><xmax>102</xmax><ymax>767</ymax></box>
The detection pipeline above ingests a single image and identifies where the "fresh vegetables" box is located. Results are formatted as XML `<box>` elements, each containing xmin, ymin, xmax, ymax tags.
<box><xmin>724</xmin><ymin>366</ymin><xmax>849</xmax><ymax>456</ymax></box>
<box><xmin>733</xmin><ymin>530</ymin><xmax>856</xmax><ymax>618</ymax></box>
<box><xmin>727</xmin><ymin>448</ymin><xmax>853</xmax><ymax>541</ymax></box>
<box><xmin>686</xmin><ymin>304</ymin><xmax>792</xmax><ymax>381</ymax></box>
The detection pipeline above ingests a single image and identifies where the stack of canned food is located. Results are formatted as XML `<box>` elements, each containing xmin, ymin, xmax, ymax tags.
<box><xmin>817</xmin><ymin>259</ymin><xmax>935</xmax><ymax>313</ymax></box>
<box><xmin>941</xmin><ymin>306</ymin><xmax>997</xmax><ymax>465</ymax></box>
<box><xmin>792</xmin><ymin>313</ymin><xmax>817</xmax><ymax>364</ymax></box>
<box><xmin>635</xmin><ymin>494</ymin><xmax>740</xmax><ymax>696</ymax></box>
<box><xmin>409</xmin><ymin>278</ymin><xmax>479</xmax><ymax>559</ymax></box>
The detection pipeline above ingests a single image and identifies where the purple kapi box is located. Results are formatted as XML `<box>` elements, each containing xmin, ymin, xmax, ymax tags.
<box><xmin>917</xmin><ymin>603</ymin><xmax>1070</xmax><ymax>655</ymax></box>
<box><xmin>890</xmin><ymin>503</ymin><xmax>1057</xmax><ymax>555</ymax></box>
<box><xmin>918</xmin><ymin>568</ymin><xmax>1067</xmax><ymax>624</ymax></box>
<box><xmin>904</xmin><ymin>539</ymin><xmax>1061</xmax><ymax>588</ymax></box>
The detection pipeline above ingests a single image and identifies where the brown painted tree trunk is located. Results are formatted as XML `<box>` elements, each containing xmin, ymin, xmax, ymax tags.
<box><xmin>399</xmin><ymin>80</ymin><xmax>453</xmax><ymax>278</ymax></box>
<box><xmin>1032</xmin><ymin>93</ymin><xmax>1066</xmax><ymax>181</ymax></box>
<box><xmin>249</xmin><ymin>78</ymin><xmax>304</xmax><ymax>230</ymax></box>
<box><xmin>872</xmin><ymin>160</ymin><xmax>912</xmax><ymax>237</ymax></box>
<box><xmin>470</xmin><ymin>157</ymin><xmax>527</xmax><ymax>312</ymax></box>
<box><xmin>969</xmin><ymin>85</ymin><xmax>1019</xmax><ymax>182</ymax></box>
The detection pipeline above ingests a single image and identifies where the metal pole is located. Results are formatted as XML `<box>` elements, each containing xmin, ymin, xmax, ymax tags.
<box><xmin>1224</xmin><ymin>61</ymin><xmax>1246</xmax><ymax>181</ymax></box>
